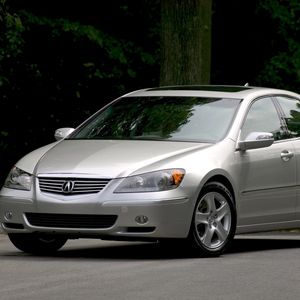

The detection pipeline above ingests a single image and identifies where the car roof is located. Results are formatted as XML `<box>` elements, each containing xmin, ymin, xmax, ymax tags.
<box><xmin>122</xmin><ymin>85</ymin><xmax>300</xmax><ymax>100</ymax></box>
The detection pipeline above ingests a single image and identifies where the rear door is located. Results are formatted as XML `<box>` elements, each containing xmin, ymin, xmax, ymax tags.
<box><xmin>275</xmin><ymin>95</ymin><xmax>300</xmax><ymax>223</ymax></box>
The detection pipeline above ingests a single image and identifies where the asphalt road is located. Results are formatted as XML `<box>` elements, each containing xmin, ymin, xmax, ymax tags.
<box><xmin>1</xmin><ymin>233</ymin><xmax>300</xmax><ymax>300</ymax></box>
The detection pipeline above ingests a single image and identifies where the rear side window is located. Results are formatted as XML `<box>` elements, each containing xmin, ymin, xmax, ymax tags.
<box><xmin>276</xmin><ymin>96</ymin><xmax>300</xmax><ymax>139</ymax></box>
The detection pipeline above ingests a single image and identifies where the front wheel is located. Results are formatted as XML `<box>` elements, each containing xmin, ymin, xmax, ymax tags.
<box><xmin>8</xmin><ymin>233</ymin><xmax>67</xmax><ymax>255</ymax></box>
<box><xmin>189</xmin><ymin>182</ymin><xmax>236</xmax><ymax>257</ymax></box>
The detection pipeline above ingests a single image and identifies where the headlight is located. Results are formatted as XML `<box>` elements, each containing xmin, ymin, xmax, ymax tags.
<box><xmin>114</xmin><ymin>169</ymin><xmax>185</xmax><ymax>193</ymax></box>
<box><xmin>4</xmin><ymin>166</ymin><xmax>33</xmax><ymax>191</ymax></box>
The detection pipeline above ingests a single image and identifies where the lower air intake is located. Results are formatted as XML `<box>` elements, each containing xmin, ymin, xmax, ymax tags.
<box><xmin>25</xmin><ymin>213</ymin><xmax>117</xmax><ymax>229</ymax></box>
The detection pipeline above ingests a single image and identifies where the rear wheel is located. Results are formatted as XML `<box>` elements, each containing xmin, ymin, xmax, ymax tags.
<box><xmin>8</xmin><ymin>233</ymin><xmax>67</xmax><ymax>255</ymax></box>
<box><xmin>189</xmin><ymin>182</ymin><xmax>236</xmax><ymax>257</ymax></box>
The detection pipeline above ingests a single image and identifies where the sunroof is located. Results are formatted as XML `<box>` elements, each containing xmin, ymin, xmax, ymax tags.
<box><xmin>147</xmin><ymin>85</ymin><xmax>251</xmax><ymax>92</ymax></box>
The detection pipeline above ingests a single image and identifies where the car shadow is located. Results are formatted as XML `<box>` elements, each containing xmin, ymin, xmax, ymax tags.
<box><xmin>56</xmin><ymin>235</ymin><xmax>300</xmax><ymax>260</ymax></box>
<box><xmin>227</xmin><ymin>235</ymin><xmax>300</xmax><ymax>254</ymax></box>
<box><xmin>2</xmin><ymin>235</ymin><xmax>300</xmax><ymax>260</ymax></box>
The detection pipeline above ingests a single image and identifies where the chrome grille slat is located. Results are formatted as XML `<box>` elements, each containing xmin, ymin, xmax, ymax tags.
<box><xmin>38</xmin><ymin>177</ymin><xmax>111</xmax><ymax>195</ymax></box>
<box><xmin>74</xmin><ymin>180</ymin><xmax>109</xmax><ymax>184</ymax></box>
<box><xmin>40</xmin><ymin>187</ymin><xmax>62</xmax><ymax>192</ymax></box>
<box><xmin>39</xmin><ymin>184</ymin><xmax>62</xmax><ymax>188</ymax></box>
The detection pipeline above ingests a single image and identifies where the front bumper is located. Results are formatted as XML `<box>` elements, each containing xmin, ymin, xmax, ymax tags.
<box><xmin>0</xmin><ymin>190</ymin><xmax>193</xmax><ymax>239</ymax></box>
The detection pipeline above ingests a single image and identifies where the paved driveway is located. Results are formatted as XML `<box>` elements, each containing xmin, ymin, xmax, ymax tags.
<box><xmin>0</xmin><ymin>232</ymin><xmax>300</xmax><ymax>300</ymax></box>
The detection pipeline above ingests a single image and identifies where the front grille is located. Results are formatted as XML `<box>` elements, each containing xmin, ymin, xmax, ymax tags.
<box><xmin>26</xmin><ymin>213</ymin><xmax>117</xmax><ymax>229</ymax></box>
<box><xmin>38</xmin><ymin>177</ymin><xmax>111</xmax><ymax>195</ymax></box>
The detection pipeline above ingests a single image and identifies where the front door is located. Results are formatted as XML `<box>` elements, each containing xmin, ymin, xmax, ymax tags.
<box><xmin>236</xmin><ymin>97</ymin><xmax>297</xmax><ymax>227</ymax></box>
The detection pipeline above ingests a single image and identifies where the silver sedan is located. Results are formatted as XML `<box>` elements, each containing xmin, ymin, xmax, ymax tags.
<box><xmin>1</xmin><ymin>85</ymin><xmax>300</xmax><ymax>256</ymax></box>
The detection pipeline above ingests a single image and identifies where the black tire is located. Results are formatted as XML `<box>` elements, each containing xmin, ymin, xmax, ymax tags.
<box><xmin>8</xmin><ymin>233</ymin><xmax>67</xmax><ymax>255</ymax></box>
<box><xmin>189</xmin><ymin>182</ymin><xmax>236</xmax><ymax>257</ymax></box>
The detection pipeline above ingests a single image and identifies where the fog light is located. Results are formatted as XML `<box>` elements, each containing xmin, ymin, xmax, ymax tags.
<box><xmin>135</xmin><ymin>215</ymin><xmax>148</xmax><ymax>224</ymax></box>
<box><xmin>4</xmin><ymin>211</ymin><xmax>13</xmax><ymax>220</ymax></box>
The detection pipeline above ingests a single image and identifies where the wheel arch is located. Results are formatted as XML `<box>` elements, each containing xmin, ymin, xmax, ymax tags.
<box><xmin>202</xmin><ymin>175</ymin><xmax>236</xmax><ymax>205</ymax></box>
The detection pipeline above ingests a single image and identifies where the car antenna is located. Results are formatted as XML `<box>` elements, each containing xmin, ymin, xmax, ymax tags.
<box><xmin>244</xmin><ymin>82</ymin><xmax>249</xmax><ymax>86</ymax></box>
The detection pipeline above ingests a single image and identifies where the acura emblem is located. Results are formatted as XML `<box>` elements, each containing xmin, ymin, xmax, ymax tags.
<box><xmin>62</xmin><ymin>181</ymin><xmax>75</xmax><ymax>194</ymax></box>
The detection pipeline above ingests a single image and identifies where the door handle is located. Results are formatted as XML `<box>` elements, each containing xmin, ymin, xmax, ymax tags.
<box><xmin>281</xmin><ymin>150</ymin><xmax>294</xmax><ymax>162</ymax></box>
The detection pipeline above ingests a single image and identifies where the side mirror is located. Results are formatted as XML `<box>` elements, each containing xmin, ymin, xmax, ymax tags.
<box><xmin>54</xmin><ymin>128</ymin><xmax>75</xmax><ymax>141</ymax></box>
<box><xmin>238</xmin><ymin>132</ymin><xmax>274</xmax><ymax>151</ymax></box>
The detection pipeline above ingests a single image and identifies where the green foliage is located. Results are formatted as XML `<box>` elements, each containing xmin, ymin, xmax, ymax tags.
<box><xmin>19</xmin><ymin>10</ymin><xmax>157</xmax><ymax>86</ymax></box>
<box><xmin>0</xmin><ymin>1</ymin><xmax>159</xmax><ymax>184</ymax></box>
<box><xmin>257</xmin><ymin>0</ymin><xmax>300</xmax><ymax>91</ymax></box>
<box><xmin>0</xmin><ymin>0</ymin><xmax>24</xmax><ymax>88</ymax></box>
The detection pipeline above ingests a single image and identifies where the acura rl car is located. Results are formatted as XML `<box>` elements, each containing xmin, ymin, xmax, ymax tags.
<box><xmin>1</xmin><ymin>85</ymin><xmax>300</xmax><ymax>257</ymax></box>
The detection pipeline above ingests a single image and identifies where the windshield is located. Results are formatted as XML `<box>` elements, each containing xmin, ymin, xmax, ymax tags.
<box><xmin>69</xmin><ymin>96</ymin><xmax>241</xmax><ymax>143</ymax></box>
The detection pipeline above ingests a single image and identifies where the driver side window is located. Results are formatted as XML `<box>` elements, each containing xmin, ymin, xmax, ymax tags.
<box><xmin>240</xmin><ymin>97</ymin><xmax>286</xmax><ymax>141</ymax></box>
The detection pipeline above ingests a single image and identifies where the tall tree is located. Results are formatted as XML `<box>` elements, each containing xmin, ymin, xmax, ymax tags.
<box><xmin>160</xmin><ymin>0</ymin><xmax>212</xmax><ymax>86</ymax></box>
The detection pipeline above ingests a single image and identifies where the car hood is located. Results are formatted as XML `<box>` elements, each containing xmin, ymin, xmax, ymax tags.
<box><xmin>34</xmin><ymin>140</ymin><xmax>210</xmax><ymax>178</ymax></box>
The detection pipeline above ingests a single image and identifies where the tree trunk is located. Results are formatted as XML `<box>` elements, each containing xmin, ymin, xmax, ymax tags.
<box><xmin>160</xmin><ymin>0</ymin><xmax>212</xmax><ymax>86</ymax></box>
